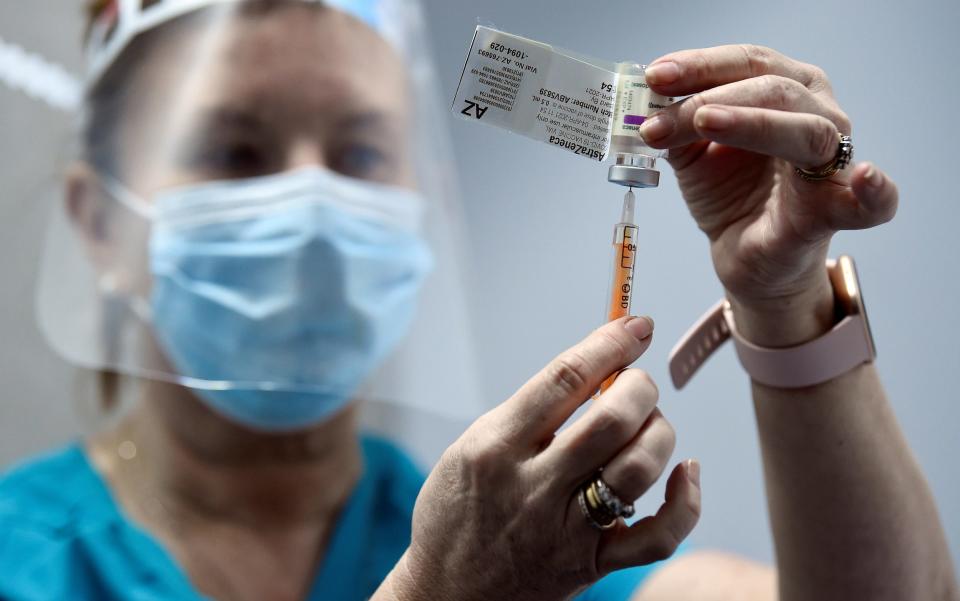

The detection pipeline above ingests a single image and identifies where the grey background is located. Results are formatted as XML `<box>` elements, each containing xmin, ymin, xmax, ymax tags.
<box><xmin>1</xmin><ymin>0</ymin><xmax>957</xmax><ymax>571</ymax></box>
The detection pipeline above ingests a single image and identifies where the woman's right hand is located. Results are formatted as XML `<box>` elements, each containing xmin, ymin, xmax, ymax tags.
<box><xmin>380</xmin><ymin>316</ymin><xmax>701</xmax><ymax>601</ymax></box>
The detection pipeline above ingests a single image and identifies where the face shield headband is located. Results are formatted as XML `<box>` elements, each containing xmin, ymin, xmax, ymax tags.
<box><xmin>84</xmin><ymin>0</ymin><xmax>410</xmax><ymax>91</ymax></box>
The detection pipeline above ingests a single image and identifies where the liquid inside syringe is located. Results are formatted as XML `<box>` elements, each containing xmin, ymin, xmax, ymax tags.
<box><xmin>600</xmin><ymin>188</ymin><xmax>638</xmax><ymax>394</ymax></box>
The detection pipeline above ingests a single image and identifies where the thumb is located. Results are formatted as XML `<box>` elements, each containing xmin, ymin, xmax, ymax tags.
<box><xmin>822</xmin><ymin>162</ymin><xmax>899</xmax><ymax>231</ymax></box>
<box><xmin>596</xmin><ymin>459</ymin><xmax>701</xmax><ymax>574</ymax></box>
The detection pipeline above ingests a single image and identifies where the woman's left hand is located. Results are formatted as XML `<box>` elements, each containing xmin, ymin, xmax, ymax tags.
<box><xmin>638</xmin><ymin>45</ymin><xmax>899</xmax><ymax>345</ymax></box>
<box><xmin>376</xmin><ymin>317</ymin><xmax>700</xmax><ymax>601</ymax></box>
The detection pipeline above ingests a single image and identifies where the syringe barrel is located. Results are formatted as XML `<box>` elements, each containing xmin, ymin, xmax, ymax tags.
<box><xmin>606</xmin><ymin>222</ymin><xmax>638</xmax><ymax>323</ymax></box>
<box><xmin>598</xmin><ymin>221</ymin><xmax>639</xmax><ymax>395</ymax></box>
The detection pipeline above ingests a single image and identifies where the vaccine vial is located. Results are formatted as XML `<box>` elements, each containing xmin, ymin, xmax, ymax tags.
<box><xmin>607</xmin><ymin>63</ymin><xmax>670</xmax><ymax>189</ymax></box>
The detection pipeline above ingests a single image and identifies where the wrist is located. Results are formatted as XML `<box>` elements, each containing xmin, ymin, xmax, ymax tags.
<box><xmin>727</xmin><ymin>273</ymin><xmax>836</xmax><ymax>348</ymax></box>
<box><xmin>377</xmin><ymin>548</ymin><xmax>462</xmax><ymax>601</ymax></box>
<box><xmin>376</xmin><ymin>551</ymin><xmax>426</xmax><ymax>601</ymax></box>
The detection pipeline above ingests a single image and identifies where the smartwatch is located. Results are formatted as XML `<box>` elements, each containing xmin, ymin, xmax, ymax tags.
<box><xmin>669</xmin><ymin>256</ymin><xmax>877</xmax><ymax>389</ymax></box>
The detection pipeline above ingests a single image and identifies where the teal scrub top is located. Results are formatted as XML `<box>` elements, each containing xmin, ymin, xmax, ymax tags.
<box><xmin>0</xmin><ymin>436</ymin><xmax>666</xmax><ymax>600</ymax></box>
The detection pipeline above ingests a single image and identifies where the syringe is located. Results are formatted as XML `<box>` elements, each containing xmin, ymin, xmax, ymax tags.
<box><xmin>599</xmin><ymin>187</ymin><xmax>639</xmax><ymax>394</ymax></box>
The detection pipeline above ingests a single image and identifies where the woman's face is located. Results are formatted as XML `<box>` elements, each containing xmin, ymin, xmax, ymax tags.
<box><xmin>114</xmin><ymin>4</ymin><xmax>415</xmax><ymax>197</ymax></box>
<box><xmin>66</xmin><ymin>3</ymin><xmax>420</xmax><ymax>381</ymax></box>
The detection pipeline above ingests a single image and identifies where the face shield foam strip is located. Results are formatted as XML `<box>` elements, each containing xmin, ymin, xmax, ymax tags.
<box><xmin>452</xmin><ymin>26</ymin><xmax>675</xmax><ymax>164</ymax></box>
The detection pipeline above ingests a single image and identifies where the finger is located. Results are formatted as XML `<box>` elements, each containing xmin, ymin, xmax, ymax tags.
<box><xmin>690</xmin><ymin>105</ymin><xmax>841</xmax><ymax>170</ymax></box>
<box><xmin>597</xmin><ymin>409</ymin><xmax>676</xmax><ymax>503</ymax></box>
<box><xmin>850</xmin><ymin>162</ymin><xmax>899</xmax><ymax>225</ymax></box>
<box><xmin>813</xmin><ymin>162</ymin><xmax>899</xmax><ymax>231</ymax></box>
<box><xmin>639</xmin><ymin>75</ymin><xmax>848</xmax><ymax>150</ymax></box>
<box><xmin>645</xmin><ymin>44</ymin><xmax>826</xmax><ymax>97</ymax></box>
<box><xmin>491</xmin><ymin>316</ymin><xmax>655</xmax><ymax>449</ymax></box>
<box><xmin>597</xmin><ymin>460</ymin><xmax>702</xmax><ymax>573</ymax></box>
<box><xmin>539</xmin><ymin>368</ymin><xmax>660</xmax><ymax>486</ymax></box>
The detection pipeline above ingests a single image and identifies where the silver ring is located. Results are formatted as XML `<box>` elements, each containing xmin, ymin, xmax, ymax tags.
<box><xmin>795</xmin><ymin>133</ymin><xmax>854</xmax><ymax>181</ymax></box>
<box><xmin>578</xmin><ymin>485</ymin><xmax>617</xmax><ymax>531</ymax></box>
<box><xmin>593</xmin><ymin>476</ymin><xmax>636</xmax><ymax>519</ymax></box>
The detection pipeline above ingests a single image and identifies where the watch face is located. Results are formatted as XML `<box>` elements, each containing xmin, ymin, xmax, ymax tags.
<box><xmin>835</xmin><ymin>255</ymin><xmax>877</xmax><ymax>359</ymax></box>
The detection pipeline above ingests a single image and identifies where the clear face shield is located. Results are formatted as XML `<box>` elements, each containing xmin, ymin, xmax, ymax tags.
<box><xmin>35</xmin><ymin>0</ymin><xmax>483</xmax><ymax>433</ymax></box>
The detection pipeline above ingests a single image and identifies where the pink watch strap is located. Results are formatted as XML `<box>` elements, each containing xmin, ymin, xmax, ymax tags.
<box><xmin>669</xmin><ymin>301</ymin><xmax>874</xmax><ymax>389</ymax></box>
<box><xmin>668</xmin><ymin>300</ymin><xmax>729</xmax><ymax>390</ymax></box>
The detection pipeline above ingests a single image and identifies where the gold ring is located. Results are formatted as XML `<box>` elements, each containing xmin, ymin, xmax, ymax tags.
<box><xmin>578</xmin><ymin>483</ymin><xmax>617</xmax><ymax>530</ymax></box>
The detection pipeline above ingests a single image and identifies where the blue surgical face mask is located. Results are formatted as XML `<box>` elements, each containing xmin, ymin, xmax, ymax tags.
<box><xmin>145</xmin><ymin>166</ymin><xmax>434</xmax><ymax>431</ymax></box>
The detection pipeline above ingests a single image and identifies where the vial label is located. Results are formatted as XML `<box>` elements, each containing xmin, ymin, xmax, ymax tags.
<box><xmin>612</xmin><ymin>73</ymin><xmax>661</xmax><ymax>137</ymax></box>
<box><xmin>452</xmin><ymin>27</ymin><xmax>674</xmax><ymax>163</ymax></box>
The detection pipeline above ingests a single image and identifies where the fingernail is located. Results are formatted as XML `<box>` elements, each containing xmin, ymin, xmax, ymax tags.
<box><xmin>695</xmin><ymin>106</ymin><xmax>733</xmax><ymax>131</ymax></box>
<box><xmin>687</xmin><ymin>459</ymin><xmax>701</xmax><ymax>488</ymax></box>
<box><xmin>625</xmin><ymin>316</ymin><xmax>655</xmax><ymax>341</ymax></box>
<box><xmin>639</xmin><ymin>115</ymin><xmax>673</xmax><ymax>143</ymax></box>
<box><xmin>645</xmin><ymin>61</ymin><xmax>680</xmax><ymax>85</ymax></box>
<box><xmin>863</xmin><ymin>163</ymin><xmax>882</xmax><ymax>188</ymax></box>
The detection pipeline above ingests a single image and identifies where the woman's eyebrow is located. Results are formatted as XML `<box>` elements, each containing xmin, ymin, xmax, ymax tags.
<box><xmin>192</xmin><ymin>106</ymin><xmax>268</xmax><ymax>135</ymax></box>
<box><xmin>335</xmin><ymin>110</ymin><xmax>397</xmax><ymax>134</ymax></box>
<box><xmin>173</xmin><ymin>107</ymin><xmax>268</xmax><ymax>156</ymax></box>
<box><xmin>182</xmin><ymin>107</ymin><xmax>402</xmax><ymax>142</ymax></box>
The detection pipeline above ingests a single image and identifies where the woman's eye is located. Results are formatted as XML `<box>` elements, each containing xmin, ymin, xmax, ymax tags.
<box><xmin>333</xmin><ymin>145</ymin><xmax>389</xmax><ymax>179</ymax></box>
<box><xmin>196</xmin><ymin>142</ymin><xmax>268</xmax><ymax>176</ymax></box>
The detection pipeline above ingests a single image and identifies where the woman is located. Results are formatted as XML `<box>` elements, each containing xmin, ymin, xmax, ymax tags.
<box><xmin>1</xmin><ymin>1</ymin><xmax>956</xmax><ymax>600</ymax></box>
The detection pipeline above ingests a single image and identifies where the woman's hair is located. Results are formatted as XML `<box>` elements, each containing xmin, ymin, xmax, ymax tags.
<box><xmin>83</xmin><ymin>1</ymin><xmax>199</xmax><ymax>410</ymax></box>
<box><xmin>82</xmin><ymin>0</ymin><xmax>170</xmax><ymax>176</ymax></box>
<box><xmin>85</xmin><ymin>0</ymin><xmax>111</xmax><ymax>28</ymax></box>
<box><xmin>83</xmin><ymin>0</ymin><xmax>114</xmax><ymax>171</ymax></box>
<box><xmin>85</xmin><ymin>0</ymin><xmax>164</xmax><ymax>39</ymax></box>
